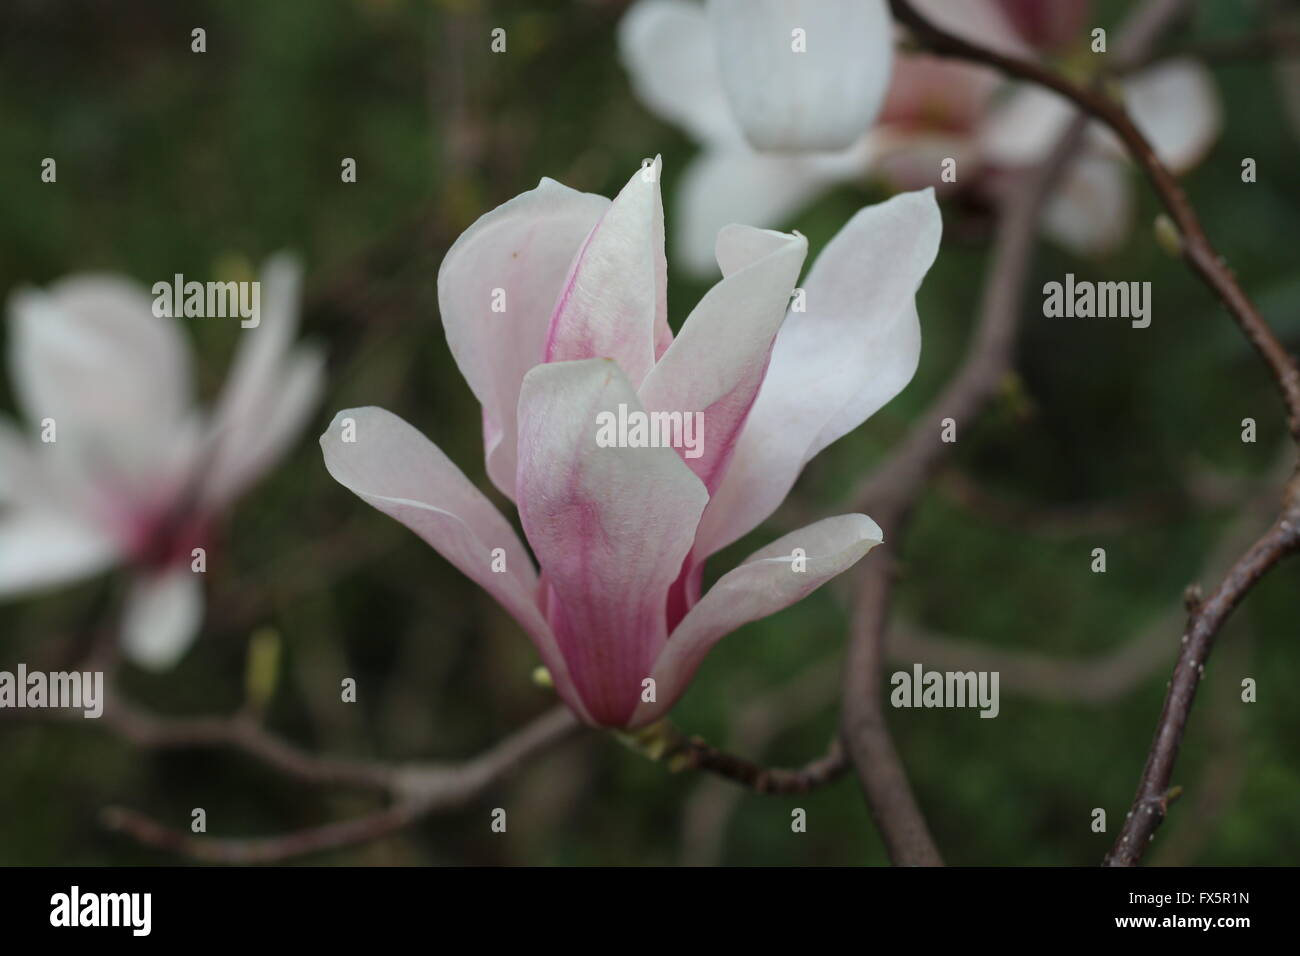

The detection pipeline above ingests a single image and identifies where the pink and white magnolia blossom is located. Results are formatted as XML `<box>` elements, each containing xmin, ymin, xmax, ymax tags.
<box><xmin>619</xmin><ymin>0</ymin><xmax>1222</xmax><ymax>273</ymax></box>
<box><xmin>0</xmin><ymin>256</ymin><xmax>324</xmax><ymax>668</ymax></box>
<box><xmin>321</xmin><ymin>160</ymin><xmax>941</xmax><ymax>728</ymax></box>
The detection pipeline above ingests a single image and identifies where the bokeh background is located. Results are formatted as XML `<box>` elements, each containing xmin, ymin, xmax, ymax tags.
<box><xmin>1</xmin><ymin>0</ymin><xmax>1298</xmax><ymax>866</ymax></box>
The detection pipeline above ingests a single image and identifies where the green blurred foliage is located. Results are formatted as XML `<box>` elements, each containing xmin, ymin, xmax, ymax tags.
<box><xmin>0</xmin><ymin>0</ymin><xmax>1297</xmax><ymax>866</ymax></box>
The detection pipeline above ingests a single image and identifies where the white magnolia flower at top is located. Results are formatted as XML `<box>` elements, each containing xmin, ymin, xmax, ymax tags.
<box><xmin>706</xmin><ymin>0</ymin><xmax>894</xmax><ymax>152</ymax></box>
<box><xmin>0</xmin><ymin>255</ymin><xmax>323</xmax><ymax>669</ymax></box>
<box><xmin>619</xmin><ymin>0</ymin><xmax>1223</xmax><ymax>274</ymax></box>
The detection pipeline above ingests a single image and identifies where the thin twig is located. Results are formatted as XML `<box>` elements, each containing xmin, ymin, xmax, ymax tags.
<box><xmin>100</xmin><ymin>802</ymin><xmax>425</xmax><ymax>865</ymax></box>
<box><xmin>669</xmin><ymin>733</ymin><xmax>846</xmax><ymax>795</ymax></box>
<box><xmin>679</xmin><ymin>659</ymin><xmax>841</xmax><ymax>865</ymax></box>
<box><xmin>99</xmin><ymin>705</ymin><xmax>581</xmax><ymax>863</ymax></box>
<box><xmin>104</xmin><ymin>700</ymin><xmax>400</xmax><ymax>792</ymax></box>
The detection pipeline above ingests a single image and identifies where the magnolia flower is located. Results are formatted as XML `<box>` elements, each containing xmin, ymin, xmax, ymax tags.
<box><xmin>0</xmin><ymin>256</ymin><xmax>323</xmax><ymax>669</ymax></box>
<box><xmin>618</xmin><ymin>0</ymin><xmax>892</xmax><ymax>273</ymax></box>
<box><xmin>321</xmin><ymin>160</ymin><xmax>941</xmax><ymax>728</ymax></box>
<box><xmin>977</xmin><ymin>57</ymin><xmax>1221</xmax><ymax>255</ymax></box>
<box><xmin>619</xmin><ymin>0</ymin><xmax>1222</xmax><ymax>272</ymax></box>
<box><xmin>706</xmin><ymin>0</ymin><xmax>894</xmax><ymax>152</ymax></box>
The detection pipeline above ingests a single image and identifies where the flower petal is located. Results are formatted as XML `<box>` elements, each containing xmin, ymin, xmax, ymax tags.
<box><xmin>870</xmin><ymin>54</ymin><xmax>999</xmax><ymax>193</ymax></box>
<box><xmin>641</xmin><ymin>223</ymin><xmax>810</xmax><ymax>633</ymax></box>
<box><xmin>696</xmin><ymin>189</ymin><xmax>940</xmax><ymax>558</ymax></box>
<box><xmin>638</xmin><ymin>225</ymin><xmax>807</xmax><ymax>491</ymax></box>
<box><xmin>7</xmin><ymin>275</ymin><xmax>193</xmax><ymax>478</ymax></box>
<box><xmin>202</xmin><ymin>254</ymin><xmax>324</xmax><ymax>508</ymax></box>
<box><xmin>986</xmin><ymin>61</ymin><xmax>1222</xmax><ymax>177</ymax></box>
<box><xmin>0</xmin><ymin>415</ymin><xmax>139</xmax><ymax>544</ymax></box>
<box><xmin>516</xmin><ymin>359</ymin><xmax>708</xmax><ymax>726</ymax></box>
<box><xmin>1042</xmin><ymin>152</ymin><xmax>1132</xmax><ymax>256</ymax></box>
<box><xmin>1112</xmin><ymin>59</ymin><xmax>1222</xmax><ymax>173</ymax></box>
<box><xmin>544</xmin><ymin>160</ymin><xmax>671</xmax><ymax>389</ymax></box>
<box><xmin>878</xmin><ymin>54</ymin><xmax>1001</xmax><ymax>136</ymax></box>
<box><xmin>318</xmin><ymin>405</ymin><xmax>590</xmax><ymax>722</ymax></box>
<box><xmin>672</xmin><ymin>143</ymin><xmax>867</xmax><ymax>276</ymax></box>
<box><xmin>618</xmin><ymin>0</ymin><xmax>740</xmax><ymax>145</ymax></box>
<box><xmin>707</xmin><ymin>0</ymin><xmax>894</xmax><ymax>151</ymax></box>
<box><xmin>0</xmin><ymin>416</ymin><xmax>40</xmax><ymax>505</ymax></box>
<box><xmin>121</xmin><ymin>565</ymin><xmax>205</xmax><ymax>670</ymax></box>
<box><xmin>978</xmin><ymin>83</ymin><xmax>1076</xmax><ymax>169</ymax></box>
<box><xmin>439</xmin><ymin>178</ymin><xmax>610</xmax><ymax>500</ymax></box>
<box><xmin>631</xmin><ymin>513</ymin><xmax>882</xmax><ymax>726</ymax></box>
<box><xmin>0</xmin><ymin>510</ymin><xmax>118</xmax><ymax>598</ymax></box>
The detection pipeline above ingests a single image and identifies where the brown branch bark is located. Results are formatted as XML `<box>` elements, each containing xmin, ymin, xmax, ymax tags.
<box><xmin>669</xmin><ymin>733</ymin><xmax>846</xmax><ymax>795</ymax></box>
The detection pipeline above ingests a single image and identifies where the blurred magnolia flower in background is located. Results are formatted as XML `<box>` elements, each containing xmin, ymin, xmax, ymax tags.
<box><xmin>979</xmin><ymin>57</ymin><xmax>1220</xmax><ymax>254</ymax></box>
<box><xmin>322</xmin><ymin>159</ymin><xmax>941</xmax><ymax>728</ymax></box>
<box><xmin>705</xmin><ymin>0</ymin><xmax>895</xmax><ymax>151</ymax></box>
<box><xmin>619</xmin><ymin>0</ymin><xmax>1222</xmax><ymax>273</ymax></box>
<box><xmin>0</xmin><ymin>255</ymin><xmax>323</xmax><ymax>669</ymax></box>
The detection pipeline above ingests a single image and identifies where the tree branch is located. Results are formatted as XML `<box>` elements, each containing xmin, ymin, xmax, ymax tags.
<box><xmin>668</xmin><ymin>732</ymin><xmax>846</xmax><ymax>795</ymax></box>
<box><xmin>103</xmin><ymin>699</ymin><xmax>401</xmax><ymax>792</ymax></box>
<box><xmin>889</xmin><ymin>0</ymin><xmax>1300</xmax><ymax>865</ymax></box>
<box><xmin>1105</xmin><ymin>497</ymin><xmax>1300</xmax><ymax>865</ymax></box>
<box><xmin>99</xmin><ymin>705</ymin><xmax>581</xmax><ymax>863</ymax></box>
<box><xmin>679</xmin><ymin>659</ymin><xmax>841</xmax><ymax>865</ymax></box>
<box><xmin>888</xmin><ymin>0</ymin><xmax>1300</xmax><ymax>439</ymax></box>
<box><xmin>841</xmin><ymin>116</ymin><xmax>1091</xmax><ymax>868</ymax></box>
<box><xmin>8</xmin><ymin>686</ymin><xmax>846</xmax><ymax>862</ymax></box>
<box><xmin>840</xmin><ymin>0</ymin><xmax>1201</xmax><ymax>867</ymax></box>
<box><xmin>100</xmin><ymin>802</ymin><xmax>425</xmax><ymax>865</ymax></box>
